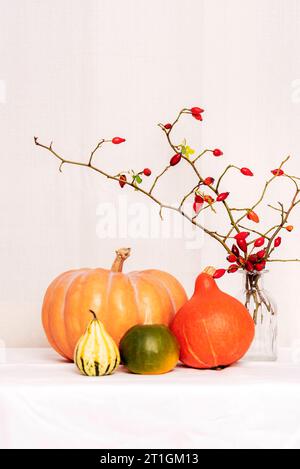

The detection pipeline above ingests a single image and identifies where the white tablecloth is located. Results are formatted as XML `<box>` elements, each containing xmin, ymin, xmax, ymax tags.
<box><xmin>0</xmin><ymin>348</ymin><xmax>300</xmax><ymax>449</ymax></box>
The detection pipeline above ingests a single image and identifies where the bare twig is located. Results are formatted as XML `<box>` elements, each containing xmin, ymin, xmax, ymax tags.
<box><xmin>193</xmin><ymin>149</ymin><xmax>212</xmax><ymax>164</ymax></box>
<box><xmin>179</xmin><ymin>184</ymin><xmax>201</xmax><ymax>210</ymax></box>
<box><xmin>89</xmin><ymin>139</ymin><xmax>106</xmax><ymax>166</ymax></box>
<box><xmin>35</xmin><ymin>109</ymin><xmax>300</xmax><ymax>274</ymax></box>
<box><xmin>34</xmin><ymin>136</ymin><xmax>232</xmax><ymax>254</ymax></box>
<box><xmin>268</xmin><ymin>259</ymin><xmax>300</xmax><ymax>263</ymax></box>
<box><xmin>216</xmin><ymin>165</ymin><xmax>239</xmax><ymax>192</ymax></box>
<box><xmin>268</xmin><ymin>203</ymin><xmax>287</xmax><ymax>216</ymax></box>
<box><xmin>238</xmin><ymin>225</ymin><xmax>271</xmax><ymax>241</ymax></box>
<box><xmin>224</xmin><ymin>156</ymin><xmax>291</xmax><ymax>241</ymax></box>
<box><xmin>149</xmin><ymin>165</ymin><xmax>170</xmax><ymax>195</ymax></box>
<box><xmin>266</xmin><ymin>187</ymin><xmax>300</xmax><ymax>257</ymax></box>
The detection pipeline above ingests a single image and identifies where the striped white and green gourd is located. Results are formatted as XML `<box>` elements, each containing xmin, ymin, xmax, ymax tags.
<box><xmin>74</xmin><ymin>310</ymin><xmax>120</xmax><ymax>376</ymax></box>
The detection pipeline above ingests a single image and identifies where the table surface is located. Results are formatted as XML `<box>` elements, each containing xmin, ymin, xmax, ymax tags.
<box><xmin>1</xmin><ymin>348</ymin><xmax>300</xmax><ymax>449</ymax></box>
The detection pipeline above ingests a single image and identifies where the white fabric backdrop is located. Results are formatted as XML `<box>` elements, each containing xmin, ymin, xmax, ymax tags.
<box><xmin>0</xmin><ymin>0</ymin><xmax>300</xmax><ymax>347</ymax></box>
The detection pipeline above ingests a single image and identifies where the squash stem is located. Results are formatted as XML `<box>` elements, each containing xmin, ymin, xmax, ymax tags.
<box><xmin>203</xmin><ymin>266</ymin><xmax>217</xmax><ymax>277</ymax></box>
<box><xmin>111</xmin><ymin>248</ymin><xmax>131</xmax><ymax>272</ymax></box>
<box><xmin>89</xmin><ymin>310</ymin><xmax>98</xmax><ymax>320</ymax></box>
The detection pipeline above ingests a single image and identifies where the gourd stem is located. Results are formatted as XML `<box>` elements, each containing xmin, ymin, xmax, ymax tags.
<box><xmin>111</xmin><ymin>248</ymin><xmax>131</xmax><ymax>272</ymax></box>
<box><xmin>89</xmin><ymin>310</ymin><xmax>98</xmax><ymax>320</ymax></box>
<box><xmin>203</xmin><ymin>266</ymin><xmax>217</xmax><ymax>277</ymax></box>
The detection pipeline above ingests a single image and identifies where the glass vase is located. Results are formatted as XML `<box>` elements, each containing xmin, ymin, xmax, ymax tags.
<box><xmin>238</xmin><ymin>271</ymin><xmax>277</xmax><ymax>362</ymax></box>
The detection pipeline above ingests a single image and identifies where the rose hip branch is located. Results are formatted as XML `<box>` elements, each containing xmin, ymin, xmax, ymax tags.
<box><xmin>34</xmin><ymin>107</ymin><xmax>300</xmax><ymax>279</ymax></box>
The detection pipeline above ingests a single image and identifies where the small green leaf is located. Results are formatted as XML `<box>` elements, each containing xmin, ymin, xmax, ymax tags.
<box><xmin>135</xmin><ymin>175</ymin><xmax>143</xmax><ymax>184</ymax></box>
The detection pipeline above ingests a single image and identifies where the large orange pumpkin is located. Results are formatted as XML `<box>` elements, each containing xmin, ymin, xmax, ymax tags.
<box><xmin>42</xmin><ymin>248</ymin><xmax>187</xmax><ymax>361</ymax></box>
<box><xmin>171</xmin><ymin>267</ymin><xmax>255</xmax><ymax>369</ymax></box>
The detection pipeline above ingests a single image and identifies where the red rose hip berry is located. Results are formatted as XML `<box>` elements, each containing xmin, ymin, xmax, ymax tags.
<box><xmin>190</xmin><ymin>107</ymin><xmax>204</xmax><ymax>115</ymax></box>
<box><xmin>227</xmin><ymin>254</ymin><xmax>237</xmax><ymax>263</ymax></box>
<box><xmin>170</xmin><ymin>154</ymin><xmax>182</xmax><ymax>166</ymax></box>
<box><xmin>237</xmin><ymin>238</ymin><xmax>248</xmax><ymax>253</ymax></box>
<box><xmin>274</xmin><ymin>237</ymin><xmax>282</xmax><ymax>248</ymax></box>
<box><xmin>213</xmin><ymin>269</ymin><xmax>226</xmax><ymax>279</ymax></box>
<box><xmin>245</xmin><ymin>261</ymin><xmax>254</xmax><ymax>272</ymax></box>
<box><xmin>217</xmin><ymin>192</ymin><xmax>230</xmax><ymax>202</ymax></box>
<box><xmin>119</xmin><ymin>175</ymin><xmax>127</xmax><ymax>188</ymax></box>
<box><xmin>228</xmin><ymin>264</ymin><xmax>239</xmax><ymax>274</ymax></box>
<box><xmin>254</xmin><ymin>237</ymin><xmax>265</xmax><ymax>248</ymax></box>
<box><xmin>143</xmin><ymin>168</ymin><xmax>152</xmax><ymax>177</ymax></box>
<box><xmin>257</xmin><ymin>249</ymin><xmax>266</xmax><ymax>260</ymax></box>
<box><xmin>255</xmin><ymin>261</ymin><xmax>266</xmax><ymax>272</ymax></box>
<box><xmin>271</xmin><ymin>169</ymin><xmax>284</xmax><ymax>177</ymax></box>
<box><xmin>112</xmin><ymin>137</ymin><xmax>126</xmax><ymax>145</ymax></box>
<box><xmin>234</xmin><ymin>232</ymin><xmax>250</xmax><ymax>241</ymax></box>
<box><xmin>247</xmin><ymin>210</ymin><xmax>260</xmax><ymax>223</ymax></box>
<box><xmin>241</xmin><ymin>168</ymin><xmax>254</xmax><ymax>176</ymax></box>
<box><xmin>204</xmin><ymin>177</ymin><xmax>215</xmax><ymax>186</ymax></box>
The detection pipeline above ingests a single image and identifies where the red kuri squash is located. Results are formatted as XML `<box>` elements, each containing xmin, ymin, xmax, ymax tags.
<box><xmin>42</xmin><ymin>248</ymin><xmax>187</xmax><ymax>361</ymax></box>
<box><xmin>171</xmin><ymin>267</ymin><xmax>255</xmax><ymax>369</ymax></box>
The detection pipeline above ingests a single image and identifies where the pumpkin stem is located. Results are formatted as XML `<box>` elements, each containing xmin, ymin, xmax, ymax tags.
<box><xmin>203</xmin><ymin>266</ymin><xmax>217</xmax><ymax>277</ymax></box>
<box><xmin>89</xmin><ymin>310</ymin><xmax>98</xmax><ymax>320</ymax></box>
<box><xmin>111</xmin><ymin>248</ymin><xmax>131</xmax><ymax>272</ymax></box>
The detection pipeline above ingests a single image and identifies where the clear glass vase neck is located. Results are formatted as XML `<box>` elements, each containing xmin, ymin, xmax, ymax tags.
<box><xmin>240</xmin><ymin>271</ymin><xmax>268</xmax><ymax>291</ymax></box>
